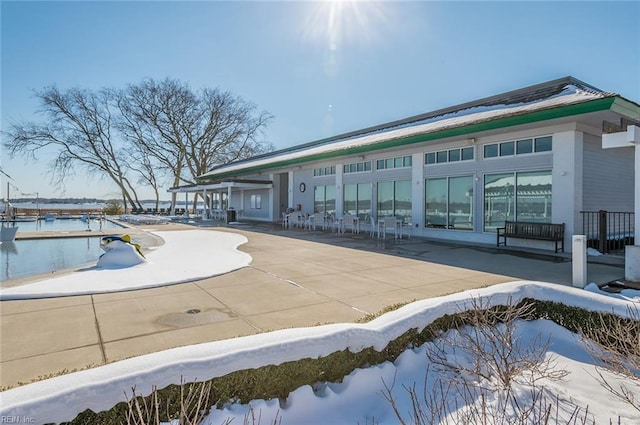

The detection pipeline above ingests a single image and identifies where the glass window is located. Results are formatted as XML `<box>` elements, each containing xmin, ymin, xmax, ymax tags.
<box><xmin>357</xmin><ymin>183</ymin><xmax>371</xmax><ymax>221</ymax></box>
<box><xmin>500</xmin><ymin>141</ymin><xmax>514</xmax><ymax>156</ymax></box>
<box><xmin>535</xmin><ymin>136</ymin><xmax>552</xmax><ymax>152</ymax></box>
<box><xmin>364</xmin><ymin>161</ymin><xmax>372</xmax><ymax>171</ymax></box>
<box><xmin>376</xmin><ymin>180</ymin><xmax>411</xmax><ymax>220</ymax></box>
<box><xmin>357</xmin><ymin>162</ymin><xmax>364</xmax><ymax>172</ymax></box>
<box><xmin>449</xmin><ymin>176</ymin><xmax>473</xmax><ymax>230</ymax></box>
<box><xmin>385</xmin><ymin>158</ymin><xmax>394</xmax><ymax>169</ymax></box>
<box><xmin>343</xmin><ymin>165</ymin><xmax>349</xmax><ymax>174</ymax></box>
<box><xmin>250</xmin><ymin>194</ymin><xmax>262</xmax><ymax>209</ymax></box>
<box><xmin>404</xmin><ymin>155</ymin><xmax>412</xmax><ymax>167</ymax></box>
<box><xmin>325</xmin><ymin>185</ymin><xmax>335</xmax><ymax>215</ymax></box>
<box><xmin>343</xmin><ymin>184</ymin><xmax>357</xmax><ymax>216</ymax></box>
<box><xmin>461</xmin><ymin>147</ymin><xmax>474</xmax><ymax>161</ymax></box>
<box><xmin>425</xmin><ymin>178</ymin><xmax>447</xmax><ymax>228</ymax></box>
<box><xmin>426</xmin><ymin>152</ymin><xmax>436</xmax><ymax>164</ymax></box>
<box><xmin>484</xmin><ymin>144</ymin><xmax>498</xmax><ymax>158</ymax></box>
<box><xmin>425</xmin><ymin>176</ymin><xmax>473</xmax><ymax>230</ymax></box>
<box><xmin>437</xmin><ymin>151</ymin><xmax>448</xmax><ymax>163</ymax></box>
<box><xmin>377</xmin><ymin>181</ymin><xmax>394</xmax><ymax>218</ymax></box>
<box><xmin>314</xmin><ymin>185</ymin><xmax>336</xmax><ymax>215</ymax></box>
<box><xmin>376</xmin><ymin>159</ymin><xmax>385</xmax><ymax>170</ymax></box>
<box><xmin>449</xmin><ymin>149</ymin><xmax>461</xmax><ymax>162</ymax></box>
<box><xmin>394</xmin><ymin>157</ymin><xmax>403</xmax><ymax>168</ymax></box>
<box><xmin>484</xmin><ymin>173</ymin><xmax>515</xmax><ymax>231</ymax></box>
<box><xmin>516</xmin><ymin>139</ymin><xmax>533</xmax><ymax>154</ymax></box>
<box><xmin>314</xmin><ymin>186</ymin><xmax>325</xmax><ymax>213</ymax></box>
<box><xmin>394</xmin><ymin>180</ymin><xmax>412</xmax><ymax>222</ymax></box>
<box><xmin>516</xmin><ymin>170</ymin><xmax>551</xmax><ymax>223</ymax></box>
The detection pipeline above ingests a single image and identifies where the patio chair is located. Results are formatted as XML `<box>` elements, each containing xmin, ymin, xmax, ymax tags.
<box><xmin>309</xmin><ymin>212</ymin><xmax>325</xmax><ymax>230</ymax></box>
<box><xmin>380</xmin><ymin>217</ymin><xmax>401</xmax><ymax>239</ymax></box>
<box><xmin>343</xmin><ymin>214</ymin><xmax>358</xmax><ymax>234</ymax></box>
<box><xmin>369</xmin><ymin>216</ymin><xmax>378</xmax><ymax>238</ymax></box>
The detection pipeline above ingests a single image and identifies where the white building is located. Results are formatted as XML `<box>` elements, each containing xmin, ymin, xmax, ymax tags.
<box><xmin>170</xmin><ymin>76</ymin><xmax>639</xmax><ymax>252</ymax></box>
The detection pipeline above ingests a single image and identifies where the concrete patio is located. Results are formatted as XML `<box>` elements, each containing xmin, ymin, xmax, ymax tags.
<box><xmin>0</xmin><ymin>220</ymin><xmax>625</xmax><ymax>388</ymax></box>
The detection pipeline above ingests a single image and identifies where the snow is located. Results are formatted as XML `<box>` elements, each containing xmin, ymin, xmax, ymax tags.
<box><xmin>1</xmin><ymin>280</ymin><xmax>639</xmax><ymax>424</ymax></box>
<box><xmin>0</xmin><ymin>230</ymin><xmax>251</xmax><ymax>300</ymax></box>
<box><xmin>96</xmin><ymin>239</ymin><xmax>146</xmax><ymax>268</ymax></box>
<box><xmin>1</xmin><ymin>228</ymin><xmax>639</xmax><ymax>424</ymax></box>
<box><xmin>202</xmin><ymin>87</ymin><xmax>607</xmax><ymax>178</ymax></box>
<box><xmin>587</xmin><ymin>247</ymin><xmax>603</xmax><ymax>256</ymax></box>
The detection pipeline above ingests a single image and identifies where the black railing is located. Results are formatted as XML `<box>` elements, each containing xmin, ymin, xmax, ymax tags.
<box><xmin>581</xmin><ymin>210</ymin><xmax>634</xmax><ymax>254</ymax></box>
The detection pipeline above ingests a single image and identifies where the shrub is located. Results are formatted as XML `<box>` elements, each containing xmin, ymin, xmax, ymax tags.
<box><xmin>103</xmin><ymin>199</ymin><xmax>124</xmax><ymax>215</ymax></box>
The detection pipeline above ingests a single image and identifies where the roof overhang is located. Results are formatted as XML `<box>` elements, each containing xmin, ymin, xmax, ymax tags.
<box><xmin>168</xmin><ymin>180</ymin><xmax>272</xmax><ymax>193</ymax></box>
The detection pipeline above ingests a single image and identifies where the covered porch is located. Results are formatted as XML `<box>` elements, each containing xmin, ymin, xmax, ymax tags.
<box><xmin>168</xmin><ymin>179</ymin><xmax>273</xmax><ymax>221</ymax></box>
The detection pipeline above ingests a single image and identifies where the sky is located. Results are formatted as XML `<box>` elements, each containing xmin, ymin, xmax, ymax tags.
<box><xmin>1</xmin><ymin>0</ymin><xmax>639</xmax><ymax>200</ymax></box>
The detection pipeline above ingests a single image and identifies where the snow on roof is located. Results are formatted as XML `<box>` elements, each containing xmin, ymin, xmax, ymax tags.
<box><xmin>200</xmin><ymin>80</ymin><xmax>611</xmax><ymax>179</ymax></box>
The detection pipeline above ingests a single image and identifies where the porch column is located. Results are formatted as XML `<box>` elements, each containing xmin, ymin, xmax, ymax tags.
<box><xmin>227</xmin><ymin>185</ymin><xmax>232</xmax><ymax>210</ymax></box>
<box><xmin>183</xmin><ymin>192</ymin><xmax>189</xmax><ymax>217</ymax></box>
<box><xmin>335</xmin><ymin>163</ymin><xmax>343</xmax><ymax>216</ymax></box>
<box><xmin>202</xmin><ymin>188</ymin><xmax>210</xmax><ymax>220</ymax></box>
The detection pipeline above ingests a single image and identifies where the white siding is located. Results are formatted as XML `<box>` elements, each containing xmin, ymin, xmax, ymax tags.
<box><xmin>582</xmin><ymin>133</ymin><xmax>634</xmax><ymax>212</ymax></box>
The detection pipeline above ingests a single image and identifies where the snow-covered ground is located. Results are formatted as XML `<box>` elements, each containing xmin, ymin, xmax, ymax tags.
<box><xmin>0</xmin><ymin>281</ymin><xmax>638</xmax><ymax>424</ymax></box>
<box><xmin>0</xmin><ymin>229</ymin><xmax>638</xmax><ymax>424</ymax></box>
<box><xmin>0</xmin><ymin>230</ymin><xmax>251</xmax><ymax>300</ymax></box>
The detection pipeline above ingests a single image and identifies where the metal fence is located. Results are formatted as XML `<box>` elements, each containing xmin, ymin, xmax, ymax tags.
<box><xmin>580</xmin><ymin>210</ymin><xmax>634</xmax><ymax>254</ymax></box>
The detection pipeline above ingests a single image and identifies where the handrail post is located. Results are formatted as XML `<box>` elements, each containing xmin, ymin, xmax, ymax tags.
<box><xmin>598</xmin><ymin>210</ymin><xmax>607</xmax><ymax>253</ymax></box>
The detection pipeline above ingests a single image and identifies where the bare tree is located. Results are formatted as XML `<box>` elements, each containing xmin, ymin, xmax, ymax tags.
<box><xmin>117</xmin><ymin>78</ymin><xmax>274</xmax><ymax>210</ymax></box>
<box><xmin>2</xmin><ymin>86</ymin><xmax>144</xmax><ymax>211</ymax></box>
<box><xmin>3</xmin><ymin>80</ymin><xmax>273</xmax><ymax>212</ymax></box>
<box><xmin>579</xmin><ymin>305</ymin><xmax>640</xmax><ymax>412</ymax></box>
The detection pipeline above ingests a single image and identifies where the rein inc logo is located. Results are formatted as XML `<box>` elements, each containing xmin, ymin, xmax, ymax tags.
<box><xmin>1</xmin><ymin>417</ymin><xmax>35</xmax><ymax>424</ymax></box>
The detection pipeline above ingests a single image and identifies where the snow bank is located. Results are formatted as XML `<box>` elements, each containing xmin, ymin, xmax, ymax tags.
<box><xmin>0</xmin><ymin>281</ymin><xmax>636</xmax><ymax>424</ymax></box>
<box><xmin>0</xmin><ymin>230</ymin><xmax>251</xmax><ymax>300</ymax></box>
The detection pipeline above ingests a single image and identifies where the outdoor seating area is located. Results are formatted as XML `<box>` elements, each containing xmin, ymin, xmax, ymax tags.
<box><xmin>118</xmin><ymin>214</ymin><xmax>171</xmax><ymax>225</ymax></box>
<box><xmin>281</xmin><ymin>211</ymin><xmax>412</xmax><ymax>239</ymax></box>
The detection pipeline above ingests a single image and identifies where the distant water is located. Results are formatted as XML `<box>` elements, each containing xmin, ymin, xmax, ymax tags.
<box><xmin>11</xmin><ymin>201</ymin><xmax>204</xmax><ymax>210</ymax></box>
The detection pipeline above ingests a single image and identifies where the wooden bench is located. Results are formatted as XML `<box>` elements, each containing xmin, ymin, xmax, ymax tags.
<box><xmin>497</xmin><ymin>221</ymin><xmax>565</xmax><ymax>253</ymax></box>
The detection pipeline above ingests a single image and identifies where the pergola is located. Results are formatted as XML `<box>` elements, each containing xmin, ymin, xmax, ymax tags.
<box><xmin>167</xmin><ymin>179</ymin><xmax>273</xmax><ymax>219</ymax></box>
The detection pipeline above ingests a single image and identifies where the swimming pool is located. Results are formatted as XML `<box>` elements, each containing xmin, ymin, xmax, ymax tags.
<box><xmin>7</xmin><ymin>218</ymin><xmax>125</xmax><ymax>232</ymax></box>
<box><xmin>1</xmin><ymin>237</ymin><xmax>105</xmax><ymax>283</ymax></box>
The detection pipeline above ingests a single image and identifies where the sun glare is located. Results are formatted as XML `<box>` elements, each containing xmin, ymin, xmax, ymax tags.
<box><xmin>301</xmin><ymin>0</ymin><xmax>389</xmax><ymax>52</ymax></box>
<box><xmin>299</xmin><ymin>0</ymin><xmax>390</xmax><ymax>78</ymax></box>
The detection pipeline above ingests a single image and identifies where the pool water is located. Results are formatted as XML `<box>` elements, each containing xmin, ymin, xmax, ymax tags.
<box><xmin>0</xmin><ymin>237</ymin><xmax>108</xmax><ymax>283</ymax></box>
<box><xmin>8</xmin><ymin>218</ymin><xmax>124</xmax><ymax>232</ymax></box>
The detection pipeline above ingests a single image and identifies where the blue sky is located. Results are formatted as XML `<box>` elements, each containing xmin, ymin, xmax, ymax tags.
<box><xmin>1</xmin><ymin>1</ymin><xmax>639</xmax><ymax>200</ymax></box>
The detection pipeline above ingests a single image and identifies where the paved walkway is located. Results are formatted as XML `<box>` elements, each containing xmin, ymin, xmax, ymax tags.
<box><xmin>0</xmin><ymin>221</ymin><xmax>625</xmax><ymax>388</ymax></box>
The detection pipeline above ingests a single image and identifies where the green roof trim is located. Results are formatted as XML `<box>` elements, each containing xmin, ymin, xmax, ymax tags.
<box><xmin>196</xmin><ymin>97</ymin><xmax>616</xmax><ymax>182</ymax></box>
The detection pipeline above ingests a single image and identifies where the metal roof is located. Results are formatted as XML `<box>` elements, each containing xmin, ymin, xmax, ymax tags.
<box><xmin>196</xmin><ymin>76</ymin><xmax>635</xmax><ymax>182</ymax></box>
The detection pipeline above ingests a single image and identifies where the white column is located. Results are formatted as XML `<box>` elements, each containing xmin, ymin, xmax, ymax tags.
<box><xmin>202</xmin><ymin>189</ymin><xmax>210</xmax><ymax>220</ymax></box>
<box><xmin>411</xmin><ymin>152</ymin><xmax>423</xmax><ymax>229</ymax></box>
<box><xmin>183</xmin><ymin>192</ymin><xmax>189</xmax><ymax>217</ymax></box>
<box><xmin>572</xmin><ymin>235</ymin><xmax>587</xmax><ymax>288</ymax></box>
<box><xmin>288</xmin><ymin>171</ymin><xmax>294</xmax><ymax>210</ymax></box>
<box><xmin>552</xmin><ymin>130</ymin><xmax>583</xmax><ymax>251</ymax></box>
<box><xmin>635</xmin><ymin>136</ymin><xmax>640</xmax><ymax>239</ymax></box>
<box><xmin>335</xmin><ymin>163</ymin><xmax>343</xmax><ymax>216</ymax></box>
<box><xmin>630</xmin><ymin>130</ymin><xmax>640</xmax><ymax>281</ymax></box>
